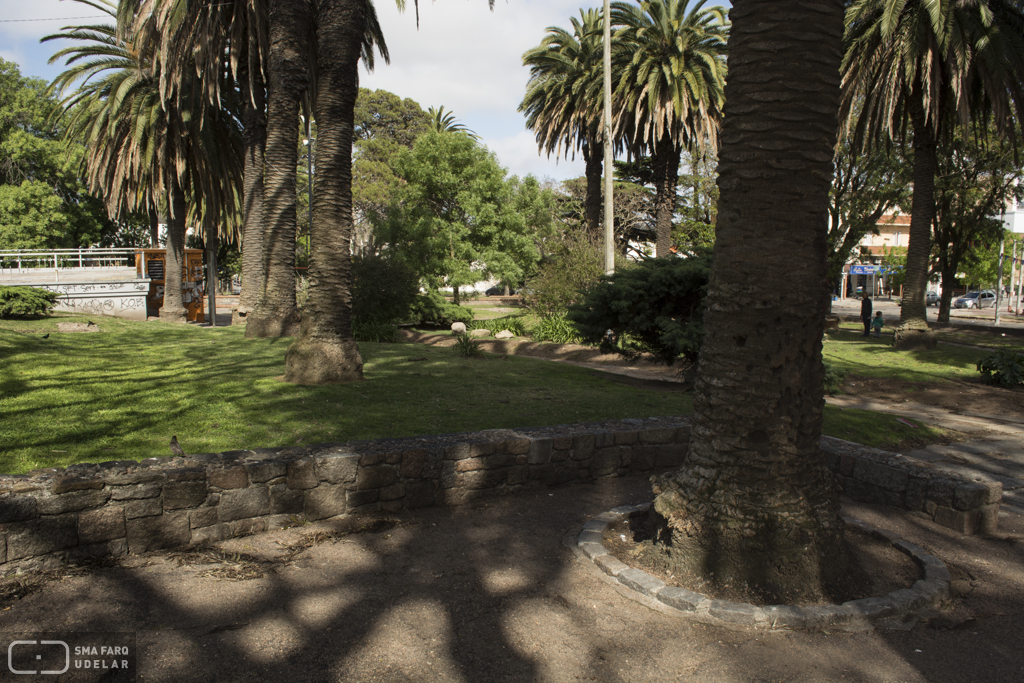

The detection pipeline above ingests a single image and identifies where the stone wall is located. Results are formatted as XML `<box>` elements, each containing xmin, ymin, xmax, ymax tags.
<box><xmin>0</xmin><ymin>417</ymin><xmax>690</xmax><ymax>574</ymax></box>
<box><xmin>821</xmin><ymin>436</ymin><xmax>1001</xmax><ymax>535</ymax></box>
<box><xmin>0</xmin><ymin>418</ymin><xmax>1001</xmax><ymax>574</ymax></box>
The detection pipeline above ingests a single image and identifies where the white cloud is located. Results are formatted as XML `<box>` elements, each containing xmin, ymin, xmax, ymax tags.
<box><xmin>484</xmin><ymin>130</ymin><xmax>585</xmax><ymax>182</ymax></box>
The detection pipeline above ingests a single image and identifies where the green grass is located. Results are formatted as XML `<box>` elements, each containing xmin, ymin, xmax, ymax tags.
<box><xmin>0</xmin><ymin>314</ymin><xmax>692</xmax><ymax>474</ymax></box>
<box><xmin>822</xmin><ymin>327</ymin><xmax>989</xmax><ymax>383</ymax></box>
<box><xmin>822</xmin><ymin>406</ymin><xmax>951</xmax><ymax>452</ymax></box>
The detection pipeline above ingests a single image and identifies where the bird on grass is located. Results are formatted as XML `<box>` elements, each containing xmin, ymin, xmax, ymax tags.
<box><xmin>42</xmin><ymin>334</ymin><xmax>49</xmax><ymax>339</ymax></box>
<box><xmin>169</xmin><ymin>435</ymin><xmax>186</xmax><ymax>456</ymax></box>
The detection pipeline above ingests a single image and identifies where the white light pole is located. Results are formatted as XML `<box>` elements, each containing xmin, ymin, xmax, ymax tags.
<box><xmin>603</xmin><ymin>0</ymin><xmax>615</xmax><ymax>275</ymax></box>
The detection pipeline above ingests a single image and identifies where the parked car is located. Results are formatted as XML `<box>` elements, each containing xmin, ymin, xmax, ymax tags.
<box><xmin>953</xmin><ymin>290</ymin><xmax>996</xmax><ymax>309</ymax></box>
<box><xmin>485</xmin><ymin>286</ymin><xmax>517</xmax><ymax>297</ymax></box>
<box><xmin>926</xmin><ymin>291</ymin><xmax>939</xmax><ymax>306</ymax></box>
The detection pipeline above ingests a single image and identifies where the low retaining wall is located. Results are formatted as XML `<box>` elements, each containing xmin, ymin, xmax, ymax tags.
<box><xmin>821</xmin><ymin>436</ymin><xmax>1001</xmax><ymax>535</ymax></box>
<box><xmin>0</xmin><ymin>418</ymin><xmax>1001</xmax><ymax>574</ymax></box>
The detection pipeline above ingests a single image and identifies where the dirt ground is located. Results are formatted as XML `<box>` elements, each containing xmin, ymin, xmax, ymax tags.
<box><xmin>839</xmin><ymin>373</ymin><xmax>1024</xmax><ymax>419</ymax></box>
<box><xmin>1</xmin><ymin>477</ymin><xmax>1022</xmax><ymax>683</ymax></box>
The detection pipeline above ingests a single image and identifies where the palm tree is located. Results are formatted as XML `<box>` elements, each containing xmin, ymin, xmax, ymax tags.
<box><xmin>427</xmin><ymin>105</ymin><xmax>480</xmax><ymax>139</ymax></box>
<box><xmin>135</xmin><ymin>0</ymin><xmax>270</xmax><ymax>327</ymax></box>
<box><xmin>841</xmin><ymin>0</ymin><xmax>1024</xmax><ymax>347</ymax></box>
<box><xmin>46</xmin><ymin>0</ymin><xmax>242</xmax><ymax>322</ymax></box>
<box><xmin>520</xmin><ymin>9</ymin><xmax>607</xmax><ymax>236</ymax></box>
<box><xmin>647</xmin><ymin>0</ymin><xmax>851</xmax><ymax>603</ymax></box>
<box><xmin>611</xmin><ymin>0</ymin><xmax>728</xmax><ymax>257</ymax></box>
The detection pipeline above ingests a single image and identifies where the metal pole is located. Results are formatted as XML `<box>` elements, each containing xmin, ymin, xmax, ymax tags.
<box><xmin>602</xmin><ymin>0</ymin><xmax>615</xmax><ymax>276</ymax></box>
<box><xmin>995</xmin><ymin>233</ymin><xmax>1005</xmax><ymax>325</ymax></box>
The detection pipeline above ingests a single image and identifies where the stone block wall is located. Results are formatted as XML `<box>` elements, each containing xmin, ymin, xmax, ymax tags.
<box><xmin>821</xmin><ymin>436</ymin><xmax>1001</xmax><ymax>535</ymax></box>
<box><xmin>0</xmin><ymin>418</ymin><xmax>1001</xmax><ymax>574</ymax></box>
<box><xmin>0</xmin><ymin>417</ymin><xmax>691</xmax><ymax>574</ymax></box>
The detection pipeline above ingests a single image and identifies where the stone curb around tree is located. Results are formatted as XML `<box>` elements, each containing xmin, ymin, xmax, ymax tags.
<box><xmin>577</xmin><ymin>503</ymin><xmax>951</xmax><ymax>632</ymax></box>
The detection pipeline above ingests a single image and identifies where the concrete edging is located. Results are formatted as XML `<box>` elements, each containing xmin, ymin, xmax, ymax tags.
<box><xmin>578</xmin><ymin>503</ymin><xmax>951</xmax><ymax>632</ymax></box>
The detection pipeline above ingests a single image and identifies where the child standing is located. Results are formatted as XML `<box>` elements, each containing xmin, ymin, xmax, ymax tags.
<box><xmin>870</xmin><ymin>311</ymin><xmax>884</xmax><ymax>338</ymax></box>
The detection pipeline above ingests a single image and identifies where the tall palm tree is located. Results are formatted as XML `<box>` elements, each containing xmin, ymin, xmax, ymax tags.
<box><xmin>648</xmin><ymin>0</ymin><xmax>850</xmax><ymax>603</ymax></box>
<box><xmin>520</xmin><ymin>9</ymin><xmax>607</xmax><ymax>236</ymax></box>
<box><xmin>426</xmin><ymin>105</ymin><xmax>480</xmax><ymax>139</ymax></box>
<box><xmin>46</xmin><ymin>0</ymin><xmax>242</xmax><ymax>322</ymax></box>
<box><xmin>135</xmin><ymin>0</ymin><xmax>270</xmax><ymax>327</ymax></box>
<box><xmin>841</xmin><ymin>0</ymin><xmax>1024</xmax><ymax>347</ymax></box>
<box><xmin>612</xmin><ymin>0</ymin><xmax>728</xmax><ymax>257</ymax></box>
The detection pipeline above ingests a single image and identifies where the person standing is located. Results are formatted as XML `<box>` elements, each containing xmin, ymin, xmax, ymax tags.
<box><xmin>861</xmin><ymin>294</ymin><xmax>872</xmax><ymax>336</ymax></box>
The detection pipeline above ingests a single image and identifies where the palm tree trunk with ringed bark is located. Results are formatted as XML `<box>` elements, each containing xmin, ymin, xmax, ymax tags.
<box><xmin>284</xmin><ymin>0</ymin><xmax>365</xmax><ymax>383</ymax></box>
<box><xmin>644</xmin><ymin>0</ymin><xmax>850</xmax><ymax>604</ymax></box>
<box><xmin>235</xmin><ymin>67</ymin><xmax>268</xmax><ymax>326</ymax></box>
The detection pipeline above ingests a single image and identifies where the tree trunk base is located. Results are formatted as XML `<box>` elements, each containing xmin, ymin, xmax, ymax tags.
<box><xmin>645</xmin><ymin>470</ymin><xmax>852</xmax><ymax>605</ymax></box>
<box><xmin>159</xmin><ymin>308</ymin><xmax>187</xmax><ymax>323</ymax></box>
<box><xmin>244</xmin><ymin>309</ymin><xmax>301</xmax><ymax>338</ymax></box>
<box><xmin>892</xmin><ymin>323</ymin><xmax>937</xmax><ymax>350</ymax></box>
<box><xmin>284</xmin><ymin>338</ymin><xmax>363</xmax><ymax>384</ymax></box>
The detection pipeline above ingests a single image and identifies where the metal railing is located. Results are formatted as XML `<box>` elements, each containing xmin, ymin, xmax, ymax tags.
<box><xmin>0</xmin><ymin>248</ymin><xmax>137</xmax><ymax>275</ymax></box>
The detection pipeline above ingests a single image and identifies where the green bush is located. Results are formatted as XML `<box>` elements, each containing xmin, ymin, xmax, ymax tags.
<box><xmin>976</xmin><ymin>350</ymin><xmax>1024</xmax><ymax>388</ymax></box>
<box><xmin>407</xmin><ymin>290</ymin><xmax>474</xmax><ymax>326</ymax></box>
<box><xmin>468</xmin><ymin>315</ymin><xmax>528</xmax><ymax>337</ymax></box>
<box><xmin>352</xmin><ymin>320</ymin><xmax>398</xmax><ymax>343</ymax></box>
<box><xmin>0</xmin><ymin>286</ymin><xmax>60</xmax><ymax>319</ymax></box>
<box><xmin>823</xmin><ymin>362</ymin><xmax>846</xmax><ymax>395</ymax></box>
<box><xmin>531</xmin><ymin>314</ymin><xmax>583</xmax><ymax>344</ymax></box>
<box><xmin>454</xmin><ymin>334</ymin><xmax>484</xmax><ymax>357</ymax></box>
<box><xmin>567</xmin><ymin>252</ymin><xmax>712</xmax><ymax>365</ymax></box>
<box><xmin>352</xmin><ymin>255</ymin><xmax>420</xmax><ymax>325</ymax></box>
<box><xmin>522</xmin><ymin>233</ymin><xmax>604</xmax><ymax>317</ymax></box>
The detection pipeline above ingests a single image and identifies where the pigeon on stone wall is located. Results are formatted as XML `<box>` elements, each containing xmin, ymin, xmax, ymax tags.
<box><xmin>170</xmin><ymin>435</ymin><xmax>186</xmax><ymax>456</ymax></box>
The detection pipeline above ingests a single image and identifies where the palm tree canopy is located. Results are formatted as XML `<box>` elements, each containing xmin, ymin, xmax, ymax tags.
<box><xmin>519</xmin><ymin>8</ymin><xmax>606</xmax><ymax>161</ymax></box>
<box><xmin>611</xmin><ymin>0</ymin><xmax>729</xmax><ymax>154</ymax></box>
<box><xmin>841</xmin><ymin>0</ymin><xmax>1024</xmax><ymax>147</ymax></box>
<box><xmin>426</xmin><ymin>105</ymin><xmax>480</xmax><ymax>140</ymax></box>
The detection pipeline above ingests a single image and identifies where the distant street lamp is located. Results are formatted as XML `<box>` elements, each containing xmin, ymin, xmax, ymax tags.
<box><xmin>603</xmin><ymin>0</ymin><xmax>614</xmax><ymax>275</ymax></box>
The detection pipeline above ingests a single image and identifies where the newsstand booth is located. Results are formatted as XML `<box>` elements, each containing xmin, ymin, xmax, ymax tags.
<box><xmin>135</xmin><ymin>248</ymin><xmax>205</xmax><ymax>322</ymax></box>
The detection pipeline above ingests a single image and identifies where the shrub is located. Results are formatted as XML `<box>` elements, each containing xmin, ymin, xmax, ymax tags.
<box><xmin>567</xmin><ymin>251</ymin><xmax>712</xmax><ymax>365</ymax></box>
<box><xmin>522</xmin><ymin>233</ymin><xmax>604</xmax><ymax>317</ymax></box>
<box><xmin>0</xmin><ymin>286</ymin><xmax>60</xmax><ymax>319</ymax></box>
<box><xmin>468</xmin><ymin>315</ymin><xmax>528</xmax><ymax>337</ymax></box>
<box><xmin>454</xmin><ymin>335</ymin><xmax>484</xmax><ymax>357</ymax></box>
<box><xmin>407</xmin><ymin>290</ymin><xmax>474</xmax><ymax>327</ymax></box>
<box><xmin>823</xmin><ymin>362</ymin><xmax>846</xmax><ymax>395</ymax></box>
<box><xmin>976</xmin><ymin>350</ymin><xmax>1024</xmax><ymax>388</ymax></box>
<box><xmin>352</xmin><ymin>320</ymin><xmax>398</xmax><ymax>343</ymax></box>
<box><xmin>352</xmin><ymin>255</ymin><xmax>420</xmax><ymax>325</ymax></box>
<box><xmin>531</xmin><ymin>314</ymin><xmax>583</xmax><ymax>344</ymax></box>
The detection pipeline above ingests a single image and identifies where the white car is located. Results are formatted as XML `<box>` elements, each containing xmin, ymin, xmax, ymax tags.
<box><xmin>953</xmin><ymin>290</ymin><xmax>996</xmax><ymax>309</ymax></box>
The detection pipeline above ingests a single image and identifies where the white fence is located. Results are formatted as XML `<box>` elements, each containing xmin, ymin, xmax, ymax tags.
<box><xmin>0</xmin><ymin>248</ymin><xmax>136</xmax><ymax>277</ymax></box>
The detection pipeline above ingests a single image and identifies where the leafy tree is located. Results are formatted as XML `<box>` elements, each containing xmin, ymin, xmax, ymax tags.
<box><xmin>828</xmin><ymin>138</ymin><xmax>910</xmax><ymax>287</ymax></box>
<box><xmin>676</xmin><ymin>147</ymin><xmax>718</xmax><ymax>249</ymax></box>
<box><xmin>378</xmin><ymin>132</ymin><xmax>540</xmax><ymax>304</ymax></box>
<box><xmin>426</xmin><ymin>105</ymin><xmax>478</xmax><ymax>139</ymax></box>
<box><xmin>612</xmin><ymin>0</ymin><xmax>729</xmax><ymax>257</ymax></box>
<box><xmin>0</xmin><ymin>58</ymin><xmax>112</xmax><ymax>248</ymax></box>
<box><xmin>561</xmin><ymin>173</ymin><xmax>656</xmax><ymax>256</ymax></box>
<box><xmin>523</xmin><ymin>231</ymin><xmax>606</xmax><ymax>317</ymax></box>
<box><xmin>647</xmin><ymin>0</ymin><xmax>851</xmax><ymax>603</ymax></box>
<box><xmin>881</xmin><ymin>245</ymin><xmax>907</xmax><ymax>293</ymax></box>
<box><xmin>841</xmin><ymin>0</ymin><xmax>1024</xmax><ymax>347</ymax></box>
<box><xmin>932</xmin><ymin>129</ymin><xmax>1022</xmax><ymax>321</ymax></box>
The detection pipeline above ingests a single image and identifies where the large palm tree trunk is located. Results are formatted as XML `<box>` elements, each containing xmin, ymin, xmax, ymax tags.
<box><xmin>235</xmin><ymin>68</ymin><xmax>268</xmax><ymax>326</ymax></box>
<box><xmin>652</xmin><ymin>136</ymin><xmax>680</xmax><ymax>257</ymax></box>
<box><xmin>160</xmin><ymin>180</ymin><xmax>188</xmax><ymax>322</ymax></box>
<box><xmin>893</xmin><ymin>97</ymin><xmax>938</xmax><ymax>349</ymax></box>
<box><xmin>246</xmin><ymin>0</ymin><xmax>308</xmax><ymax>338</ymax></box>
<box><xmin>284</xmin><ymin>0</ymin><xmax>365</xmax><ymax>384</ymax></box>
<box><xmin>645</xmin><ymin>0</ymin><xmax>850</xmax><ymax>604</ymax></box>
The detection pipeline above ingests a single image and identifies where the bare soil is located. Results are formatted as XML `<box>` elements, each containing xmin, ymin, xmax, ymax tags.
<box><xmin>840</xmin><ymin>373</ymin><xmax>1024</xmax><ymax>418</ymax></box>
<box><xmin>603</xmin><ymin>512</ymin><xmax>919</xmax><ymax>607</ymax></box>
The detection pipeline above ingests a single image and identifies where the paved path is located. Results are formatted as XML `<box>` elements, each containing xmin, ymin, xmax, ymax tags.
<box><xmin>826</xmin><ymin>396</ymin><xmax>1024</xmax><ymax>513</ymax></box>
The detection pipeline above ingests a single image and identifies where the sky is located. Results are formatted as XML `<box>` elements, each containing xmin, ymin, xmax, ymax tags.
<box><xmin>0</xmin><ymin>0</ymin><xmax>731</xmax><ymax>182</ymax></box>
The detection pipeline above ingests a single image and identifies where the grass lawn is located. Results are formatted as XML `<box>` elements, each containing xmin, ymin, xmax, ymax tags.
<box><xmin>0</xmin><ymin>314</ymin><xmax>989</xmax><ymax>475</ymax></box>
<box><xmin>822</xmin><ymin>326</ymin><xmax>990</xmax><ymax>383</ymax></box>
<box><xmin>0</xmin><ymin>314</ymin><xmax>692</xmax><ymax>474</ymax></box>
